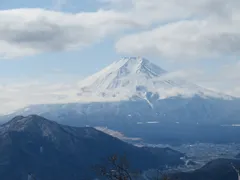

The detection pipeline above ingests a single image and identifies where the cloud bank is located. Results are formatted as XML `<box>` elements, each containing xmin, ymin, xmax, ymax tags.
<box><xmin>0</xmin><ymin>0</ymin><xmax>240</xmax><ymax>59</ymax></box>
<box><xmin>112</xmin><ymin>0</ymin><xmax>240</xmax><ymax>59</ymax></box>
<box><xmin>0</xmin><ymin>8</ymin><xmax>140</xmax><ymax>58</ymax></box>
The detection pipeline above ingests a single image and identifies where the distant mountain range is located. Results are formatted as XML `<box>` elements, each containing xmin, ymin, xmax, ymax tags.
<box><xmin>3</xmin><ymin>57</ymin><xmax>240</xmax><ymax>127</ymax></box>
<box><xmin>0</xmin><ymin>115</ymin><xmax>185</xmax><ymax>180</ymax></box>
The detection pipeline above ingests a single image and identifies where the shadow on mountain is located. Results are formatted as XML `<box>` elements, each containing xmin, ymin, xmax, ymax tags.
<box><xmin>0</xmin><ymin>115</ymin><xmax>184</xmax><ymax>180</ymax></box>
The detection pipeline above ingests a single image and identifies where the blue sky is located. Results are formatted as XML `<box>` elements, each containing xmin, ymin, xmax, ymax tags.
<box><xmin>0</xmin><ymin>0</ymin><xmax>240</xmax><ymax>114</ymax></box>
<box><xmin>0</xmin><ymin>0</ymin><xmax>111</xmax><ymax>78</ymax></box>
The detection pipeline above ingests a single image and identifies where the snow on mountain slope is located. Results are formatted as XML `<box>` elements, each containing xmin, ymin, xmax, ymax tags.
<box><xmin>76</xmin><ymin>57</ymin><xmax>233</xmax><ymax>101</ymax></box>
<box><xmin>3</xmin><ymin>57</ymin><xmax>239</xmax><ymax>126</ymax></box>
<box><xmin>77</xmin><ymin>57</ymin><xmax>165</xmax><ymax>100</ymax></box>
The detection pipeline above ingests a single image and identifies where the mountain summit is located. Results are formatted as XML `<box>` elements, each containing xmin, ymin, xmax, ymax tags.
<box><xmin>81</xmin><ymin>57</ymin><xmax>167</xmax><ymax>85</ymax></box>
<box><xmin>0</xmin><ymin>115</ymin><xmax>71</xmax><ymax>138</ymax></box>
<box><xmin>111</xmin><ymin>57</ymin><xmax>167</xmax><ymax>77</ymax></box>
<box><xmin>78</xmin><ymin>57</ymin><xmax>166</xmax><ymax>98</ymax></box>
<box><xmin>77</xmin><ymin>57</ymin><xmax>231</xmax><ymax>101</ymax></box>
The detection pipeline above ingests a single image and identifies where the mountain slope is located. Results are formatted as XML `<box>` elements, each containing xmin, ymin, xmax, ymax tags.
<box><xmin>76</xmin><ymin>57</ymin><xmax>232</xmax><ymax>101</ymax></box>
<box><xmin>2</xmin><ymin>57</ymin><xmax>240</xmax><ymax>127</ymax></box>
<box><xmin>0</xmin><ymin>115</ymin><xmax>184</xmax><ymax>180</ymax></box>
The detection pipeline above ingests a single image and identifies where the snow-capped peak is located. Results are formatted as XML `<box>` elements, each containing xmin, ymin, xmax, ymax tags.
<box><xmin>77</xmin><ymin>57</ymin><xmax>168</xmax><ymax>99</ymax></box>
<box><xmin>4</xmin><ymin>57</ymin><xmax>237</xmax><ymax>126</ymax></box>
<box><xmin>76</xmin><ymin>57</ymin><xmax>232</xmax><ymax>101</ymax></box>
<box><xmin>79</xmin><ymin>57</ymin><xmax>166</xmax><ymax>88</ymax></box>
<box><xmin>115</xmin><ymin>57</ymin><xmax>167</xmax><ymax>77</ymax></box>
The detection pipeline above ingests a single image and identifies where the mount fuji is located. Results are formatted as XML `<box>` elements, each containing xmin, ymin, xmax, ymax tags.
<box><xmin>76</xmin><ymin>57</ymin><xmax>232</xmax><ymax>102</ymax></box>
<box><xmin>3</xmin><ymin>57</ymin><xmax>240</xmax><ymax>127</ymax></box>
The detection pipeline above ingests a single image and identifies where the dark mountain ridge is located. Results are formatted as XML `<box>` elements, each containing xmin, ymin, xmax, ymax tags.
<box><xmin>0</xmin><ymin>115</ymin><xmax>184</xmax><ymax>180</ymax></box>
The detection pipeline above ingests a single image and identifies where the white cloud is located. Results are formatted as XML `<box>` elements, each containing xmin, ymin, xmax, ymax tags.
<box><xmin>163</xmin><ymin>61</ymin><xmax>240</xmax><ymax>97</ymax></box>
<box><xmin>116</xmin><ymin>19</ymin><xmax>240</xmax><ymax>59</ymax></box>
<box><xmin>0</xmin><ymin>8</ymin><xmax>141</xmax><ymax>59</ymax></box>
<box><xmin>0</xmin><ymin>73</ymin><xmax>85</xmax><ymax>114</ymax></box>
<box><xmin>1</xmin><ymin>1</ymin><xmax>240</xmax><ymax>59</ymax></box>
<box><xmin>113</xmin><ymin>0</ymin><xmax>240</xmax><ymax>59</ymax></box>
<box><xmin>213</xmin><ymin>62</ymin><xmax>240</xmax><ymax>96</ymax></box>
<box><xmin>100</xmin><ymin>0</ymin><xmax>240</xmax><ymax>23</ymax></box>
<box><xmin>0</xmin><ymin>81</ymin><xmax>75</xmax><ymax>114</ymax></box>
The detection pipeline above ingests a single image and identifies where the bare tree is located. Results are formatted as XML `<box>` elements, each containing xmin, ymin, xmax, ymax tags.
<box><xmin>94</xmin><ymin>155</ymin><xmax>138</xmax><ymax>180</ymax></box>
<box><xmin>94</xmin><ymin>155</ymin><xmax>171</xmax><ymax>180</ymax></box>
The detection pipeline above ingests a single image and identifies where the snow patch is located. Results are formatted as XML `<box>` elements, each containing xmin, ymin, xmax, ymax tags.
<box><xmin>146</xmin><ymin>121</ymin><xmax>159</xmax><ymax>124</ymax></box>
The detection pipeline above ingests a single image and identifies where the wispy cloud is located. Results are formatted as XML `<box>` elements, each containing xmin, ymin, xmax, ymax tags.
<box><xmin>163</xmin><ymin>61</ymin><xmax>240</xmax><ymax>97</ymax></box>
<box><xmin>0</xmin><ymin>72</ymin><xmax>84</xmax><ymax>114</ymax></box>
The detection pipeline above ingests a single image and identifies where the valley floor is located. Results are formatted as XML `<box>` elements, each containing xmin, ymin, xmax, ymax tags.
<box><xmin>137</xmin><ymin>143</ymin><xmax>240</xmax><ymax>172</ymax></box>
